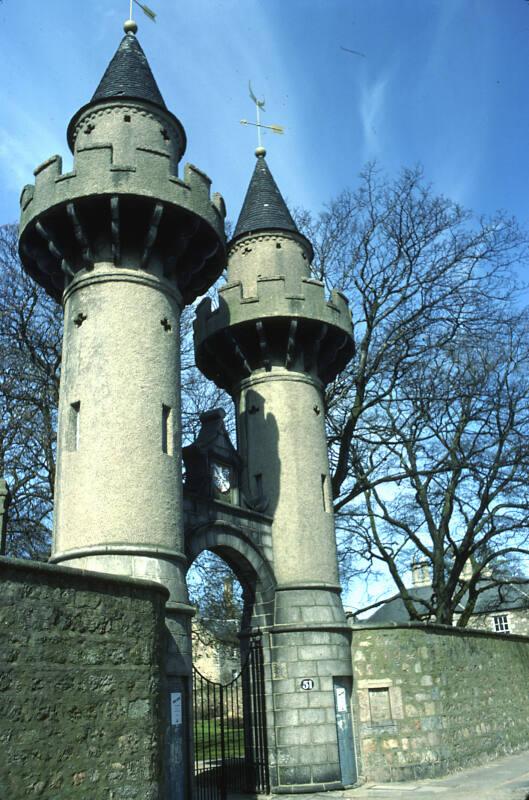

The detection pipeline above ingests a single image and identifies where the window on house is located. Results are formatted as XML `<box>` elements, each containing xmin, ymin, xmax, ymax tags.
<box><xmin>493</xmin><ymin>614</ymin><xmax>510</xmax><ymax>633</ymax></box>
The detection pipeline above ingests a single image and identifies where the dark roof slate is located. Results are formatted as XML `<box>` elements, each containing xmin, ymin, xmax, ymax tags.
<box><xmin>364</xmin><ymin>580</ymin><xmax>529</xmax><ymax>624</ymax></box>
<box><xmin>91</xmin><ymin>33</ymin><xmax>166</xmax><ymax>109</ymax></box>
<box><xmin>234</xmin><ymin>154</ymin><xmax>298</xmax><ymax>240</ymax></box>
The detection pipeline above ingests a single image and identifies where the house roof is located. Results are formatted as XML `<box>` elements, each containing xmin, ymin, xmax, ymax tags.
<box><xmin>365</xmin><ymin>580</ymin><xmax>529</xmax><ymax>624</ymax></box>
<box><xmin>233</xmin><ymin>151</ymin><xmax>299</xmax><ymax>240</ymax></box>
<box><xmin>91</xmin><ymin>32</ymin><xmax>166</xmax><ymax>109</ymax></box>
<box><xmin>366</xmin><ymin>586</ymin><xmax>434</xmax><ymax>623</ymax></box>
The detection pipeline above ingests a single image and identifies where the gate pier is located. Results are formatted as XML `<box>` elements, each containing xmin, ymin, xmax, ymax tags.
<box><xmin>194</xmin><ymin>149</ymin><xmax>357</xmax><ymax>792</ymax></box>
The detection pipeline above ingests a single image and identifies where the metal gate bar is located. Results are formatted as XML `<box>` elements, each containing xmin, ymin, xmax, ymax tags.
<box><xmin>193</xmin><ymin>635</ymin><xmax>269</xmax><ymax>799</ymax></box>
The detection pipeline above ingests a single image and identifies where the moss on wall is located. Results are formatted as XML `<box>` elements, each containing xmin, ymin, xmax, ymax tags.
<box><xmin>351</xmin><ymin>621</ymin><xmax>529</xmax><ymax>782</ymax></box>
<box><xmin>0</xmin><ymin>557</ymin><xmax>168</xmax><ymax>800</ymax></box>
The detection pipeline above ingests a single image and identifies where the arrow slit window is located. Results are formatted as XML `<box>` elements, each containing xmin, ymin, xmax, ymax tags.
<box><xmin>321</xmin><ymin>474</ymin><xmax>331</xmax><ymax>512</ymax></box>
<box><xmin>66</xmin><ymin>401</ymin><xmax>80</xmax><ymax>451</ymax></box>
<box><xmin>162</xmin><ymin>404</ymin><xmax>173</xmax><ymax>455</ymax></box>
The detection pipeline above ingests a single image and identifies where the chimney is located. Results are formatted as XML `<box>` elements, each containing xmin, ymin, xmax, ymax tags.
<box><xmin>411</xmin><ymin>559</ymin><xmax>431</xmax><ymax>587</ymax></box>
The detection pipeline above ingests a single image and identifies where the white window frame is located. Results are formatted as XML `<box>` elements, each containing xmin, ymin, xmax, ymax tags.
<box><xmin>493</xmin><ymin>613</ymin><xmax>510</xmax><ymax>633</ymax></box>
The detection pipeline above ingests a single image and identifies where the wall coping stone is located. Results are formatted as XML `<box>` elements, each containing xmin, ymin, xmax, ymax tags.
<box><xmin>0</xmin><ymin>554</ymin><xmax>170</xmax><ymax>598</ymax></box>
<box><xmin>348</xmin><ymin>618</ymin><xmax>529</xmax><ymax>643</ymax></box>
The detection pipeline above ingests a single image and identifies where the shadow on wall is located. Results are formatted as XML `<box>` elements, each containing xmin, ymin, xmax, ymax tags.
<box><xmin>241</xmin><ymin>389</ymin><xmax>280</xmax><ymax>519</ymax></box>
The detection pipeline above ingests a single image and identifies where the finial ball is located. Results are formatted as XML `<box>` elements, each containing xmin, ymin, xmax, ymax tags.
<box><xmin>255</xmin><ymin>146</ymin><xmax>267</xmax><ymax>158</ymax></box>
<box><xmin>124</xmin><ymin>19</ymin><xmax>138</xmax><ymax>34</ymax></box>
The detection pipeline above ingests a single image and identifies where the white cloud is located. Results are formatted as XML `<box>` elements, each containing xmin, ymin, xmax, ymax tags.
<box><xmin>359</xmin><ymin>72</ymin><xmax>390</xmax><ymax>162</ymax></box>
<box><xmin>0</xmin><ymin>96</ymin><xmax>66</xmax><ymax>220</ymax></box>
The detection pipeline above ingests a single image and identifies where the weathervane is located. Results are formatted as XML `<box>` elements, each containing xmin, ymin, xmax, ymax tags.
<box><xmin>240</xmin><ymin>82</ymin><xmax>284</xmax><ymax>150</ymax></box>
<box><xmin>127</xmin><ymin>0</ymin><xmax>157</xmax><ymax>24</ymax></box>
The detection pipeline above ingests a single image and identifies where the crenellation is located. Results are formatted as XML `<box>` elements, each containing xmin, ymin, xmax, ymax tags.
<box><xmin>33</xmin><ymin>153</ymin><xmax>63</xmax><ymax>178</ymax></box>
<box><xmin>19</xmin><ymin>183</ymin><xmax>34</xmax><ymax>210</ymax></box>
<box><xmin>20</xmin><ymin>140</ymin><xmax>226</xmax><ymax>305</ymax></box>
<box><xmin>23</xmin><ymin>143</ymin><xmax>225</xmax><ymax>251</ymax></box>
<box><xmin>196</xmin><ymin>274</ymin><xmax>353</xmax><ymax>340</ymax></box>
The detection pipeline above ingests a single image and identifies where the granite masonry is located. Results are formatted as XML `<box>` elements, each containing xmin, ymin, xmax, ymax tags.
<box><xmin>0</xmin><ymin>557</ymin><xmax>168</xmax><ymax>800</ymax></box>
<box><xmin>350</xmin><ymin>621</ymin><xmax>529</xmax><ymax>783</ymax></box>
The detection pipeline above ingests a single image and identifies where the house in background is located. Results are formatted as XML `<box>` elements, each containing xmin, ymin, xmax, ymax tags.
<box><xmin>362</xmin><ymin>559</ymin><xmax>529</xmax><ymax>636</ymax></box>
<box><xmin>191</xmin><ymin>617</ymin><xmax>241</xmax><ymax>684</ymax></box>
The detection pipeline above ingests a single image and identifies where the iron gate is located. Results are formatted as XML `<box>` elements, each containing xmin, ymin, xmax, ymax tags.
<box><xmin>193</xmin><ymin>635</ymin><xmax>269</xmax><ymax>799</ymax></box>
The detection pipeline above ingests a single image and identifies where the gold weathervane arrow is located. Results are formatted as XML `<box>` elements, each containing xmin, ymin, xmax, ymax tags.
<box><xmin>241</xmin><ymin>82</ymin><xmax>284</xmax><ymax>147</ymax></box>
<box><xmin>129</xmin><ymin>0</ymin><xmax>157</xmax><ymax>22</ymax></box>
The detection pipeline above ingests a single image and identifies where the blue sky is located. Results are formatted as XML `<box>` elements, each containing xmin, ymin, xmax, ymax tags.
<box><xmin>2</xmin><ymin>0</ymin><xmax>529</xmax><ymax>230</ymax></box>
<box><xmin>2</xmin><ymin>0</ymin><xmax>529</xmax><ymax>608</ymax></box>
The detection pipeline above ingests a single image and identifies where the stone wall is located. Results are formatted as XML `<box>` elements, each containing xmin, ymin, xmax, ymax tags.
<box><xmin>0</xmin><ymin>557</ymin><xmax>168</xmax><ymax>800</ymax></box>
<box><xmin>351</xmin><ymin>621</ymin><xmax>529</xmax><ymax>782</ymax></box>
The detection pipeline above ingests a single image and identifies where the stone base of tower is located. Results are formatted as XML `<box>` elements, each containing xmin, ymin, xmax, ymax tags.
<box><xmin>266</xmin><ymin>585</ymin><xmax>354</xmax><ymax>792</ymax></box>
<box><xmin>49</xmin><ymin>550</ymin><xmax>195</xmax><ymax>800</ymax></box>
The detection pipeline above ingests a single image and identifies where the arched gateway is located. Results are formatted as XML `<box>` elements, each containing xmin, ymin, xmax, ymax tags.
<box><xmin>184</xmin><ymin>502</ymin><xmax>275</xmax><ymax>798</ymax></box>
<box><xmin>18</xmin><ymin>17</ymin><xmax>358</xmax><ymax>799</ymax></box>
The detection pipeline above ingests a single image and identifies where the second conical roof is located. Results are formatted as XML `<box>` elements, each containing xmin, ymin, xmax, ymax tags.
<box><xmin>91</xmin><ymin>32</ymin><xmax>166</xmax><ymax>109</ymax></box>
<box><xmin>233</xmin><ymin>153</ymin><xmax>299</xmax><ymax>240</ymax></box>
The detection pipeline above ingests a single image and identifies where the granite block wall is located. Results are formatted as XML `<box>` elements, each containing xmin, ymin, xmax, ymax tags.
<box><xmin>0</xmin><ymin>557</ymin><xmax>168</xmax><ymax>800</ymax></box>
<box><xmin>351</xmin><ymin>621</ymin><xmax>529</xmax><ymax>782</ymax></box>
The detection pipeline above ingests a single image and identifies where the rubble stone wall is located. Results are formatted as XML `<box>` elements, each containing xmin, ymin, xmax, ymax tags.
<box><xmin>0</xmin><ymin>557</ymin><xmax>168</xmax><ymax>800</ymax></box>
<box><xmin>351</xmin><ymin>621</ymin><xmax>529</xmax><ymax>782</ymax></box>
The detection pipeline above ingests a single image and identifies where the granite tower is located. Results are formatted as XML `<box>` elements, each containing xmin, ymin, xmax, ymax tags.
<box><xmin>18</xmin><ymin>20</ymin><xmax>226</xmax><ymax>799</ymax></box>
<box><xmin>195</xmin><ymin>146</ymin><xmax>356</xmax><ymax>791</ymax></box>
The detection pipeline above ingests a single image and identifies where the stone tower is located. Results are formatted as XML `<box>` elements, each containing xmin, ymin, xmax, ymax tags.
<box><xmin>195</xmin><ymin>147</ymin><xmax>356</xmax><ymax>791</ymax></box>
<box><xmin>18</xmin><ymin>20</ymin><xmax>225</xmax><ymax>799</ymax></box>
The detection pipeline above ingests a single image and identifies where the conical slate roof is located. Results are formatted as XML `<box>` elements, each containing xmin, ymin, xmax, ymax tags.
<box><xmin>91</xmin><ymin>32</ymin><xmax>166</xmax><ymax>109</ymax></box>
<box><xmin>233</xmin><ymin>152</ymin><xmax>299</xmax><ymax>240</ymax></box>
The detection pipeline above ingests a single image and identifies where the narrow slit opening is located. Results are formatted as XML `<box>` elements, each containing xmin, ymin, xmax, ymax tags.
<box><xmin>321</xmin><ymin>474</ymin><xmax>329</xmax><ymax>512</ymax></box>
<box><xmin>67</xmin><ymin>401</ymin><xmax>80</xmax><ymax>451</ymax></box>
<box><xmin>162</xmin><ymin>404</ymin><xmax>173</xmax><ymax>455</ymax></box>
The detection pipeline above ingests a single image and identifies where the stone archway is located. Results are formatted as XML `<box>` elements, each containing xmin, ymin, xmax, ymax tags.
<box><xmin>185</xmin><ymin>519</ymin><xmax>276</xmax><ymax>634</ymax></box>
<box><xmin>185</xmin><ymin>519</ymin><xmax>275</xmax><ymax>798</ymax></box>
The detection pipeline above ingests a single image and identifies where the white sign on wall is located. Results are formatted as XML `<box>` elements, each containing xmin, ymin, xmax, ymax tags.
<box><xmin>335</xmin><ymin>686</ymin><xmax>347</xmax><ymax>712</ymax></box>
<box><xmin>170</xmin><ymin>692</ymin><xmax>182</xmax><ymax>725</ymax></box>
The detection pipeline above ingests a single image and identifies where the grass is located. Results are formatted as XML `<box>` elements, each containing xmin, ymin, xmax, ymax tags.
<box><xmin>194</xmin><ymin>717</ymin><xmax>245</xmax><ymax>761</ymax></box>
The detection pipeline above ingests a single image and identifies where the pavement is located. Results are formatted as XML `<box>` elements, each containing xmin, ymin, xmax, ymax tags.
<box><xmin>229</xmin><ymin>750</ymin><xmax>529</xmax><ymax>800</ymax></box>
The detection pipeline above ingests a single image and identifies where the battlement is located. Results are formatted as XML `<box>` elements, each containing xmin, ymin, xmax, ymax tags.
<box><xmin>19</xmin><ymin>143</ymin><xmax>226</xmax><ymax>304</ymax></box>
<box><xmin>194</xmin><ymin>275</ymin><xmax>354</xmax><ymax>389</ymax></box>
<box><xmin>195</xmin><ymin>275</ymin><xmax>352</xmax><ymax>338</ymax></box>
<box><xmin>20</xmin><ymin>144</ymin><xmax>225</xmax><ymax>236</ymax></box>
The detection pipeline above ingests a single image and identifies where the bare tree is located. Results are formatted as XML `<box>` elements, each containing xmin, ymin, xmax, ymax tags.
<box><xmin>188</xmin><ymin>550</ymin><xmax>244</xmax><ymax>639</ymax></box>
<box><xmin>341</xmin><ymin>313</ymin><xmax>529</xmax><ymax>624</ymax></box>
<box><xmin>180</xmin><ymin>304</ymin><xmax>231</xmax><ymax>446</ymax></box>
<box><xmin>0</xmin><ymin>224</ymin><xmax>61</xmax><ymax>558</ymax></box>
<box><xmin>298</xmin><ymin>165</ymin><xmax>529</xmax><ymax>623</ymax></box>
